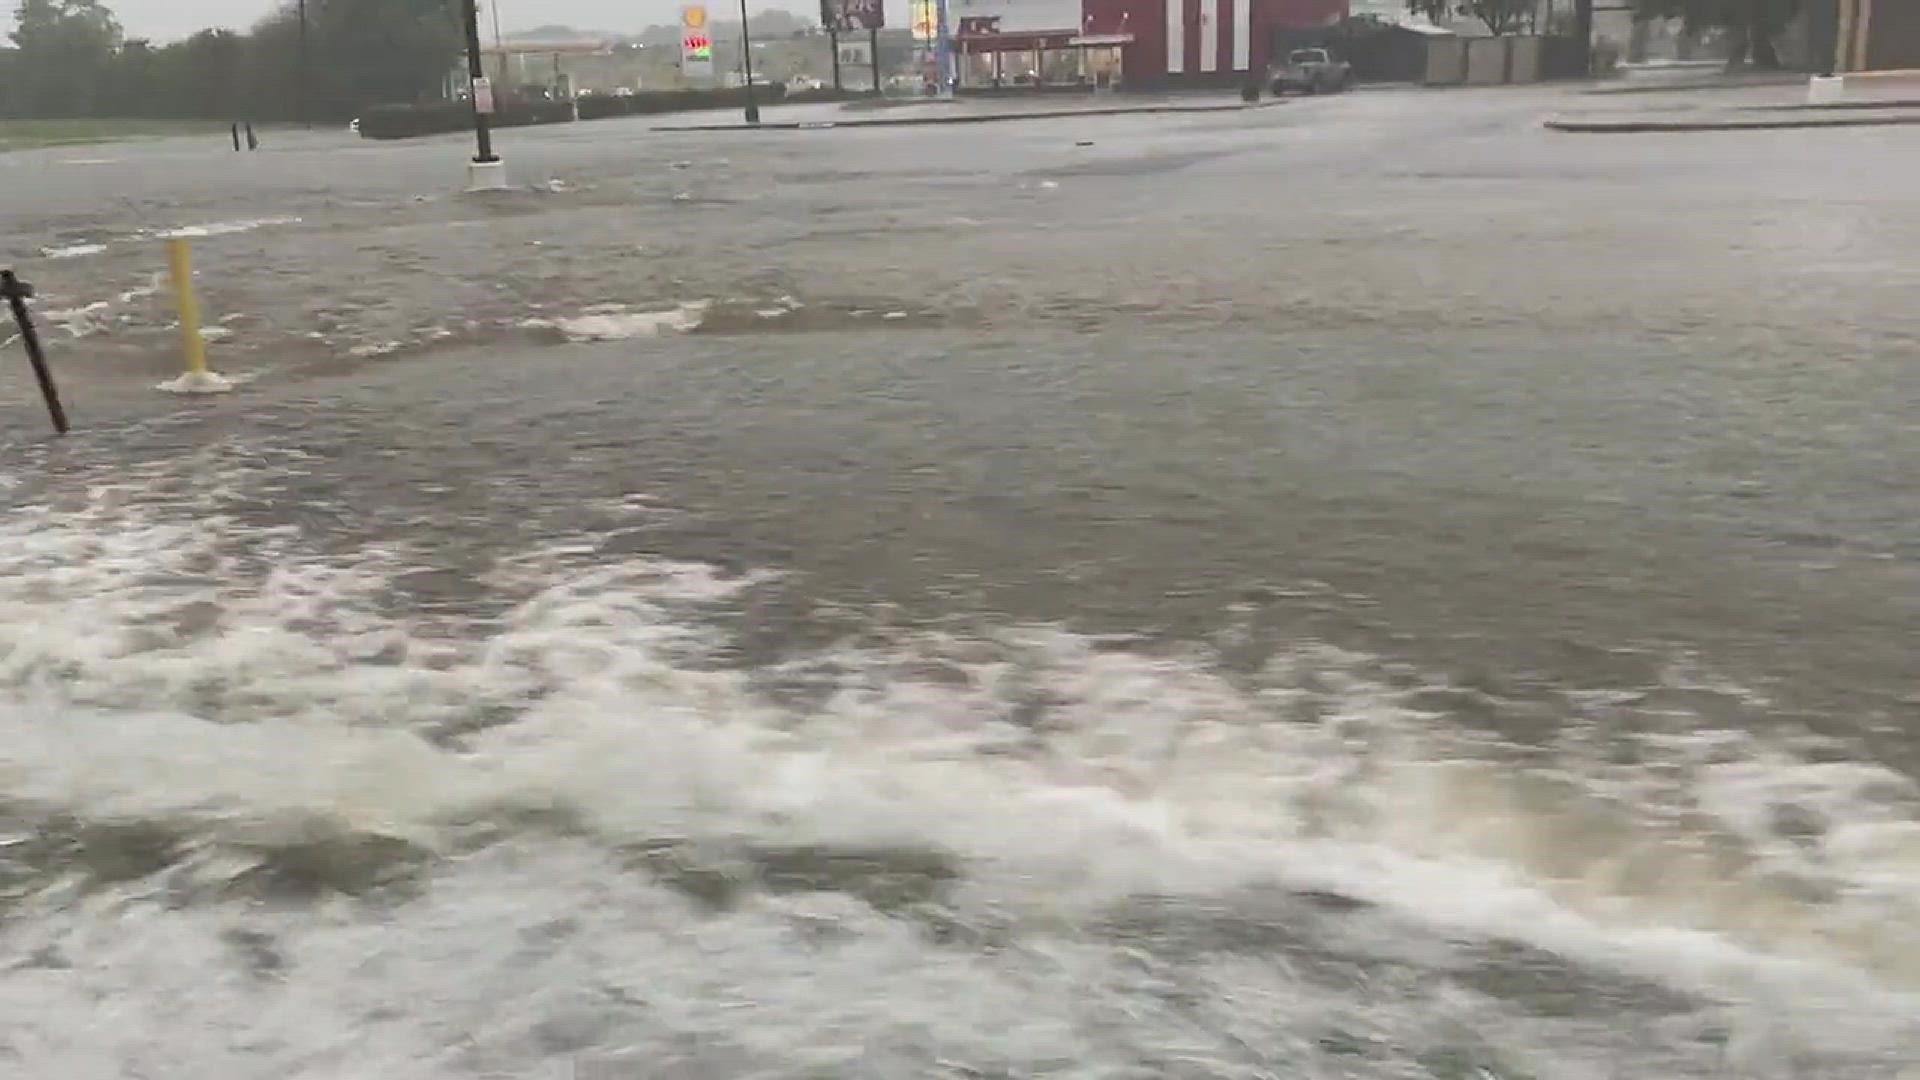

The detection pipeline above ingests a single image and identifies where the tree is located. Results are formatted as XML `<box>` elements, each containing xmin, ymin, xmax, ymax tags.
<box><xmin>1</xmin><ymin>0</ymin><xmax>465</xmax><ymax>120</ymax></box>
<box><xmin>8</xmin><ymin>0</ymin><xmax>123</xmax><ymax>115</ymax></box>
<box><xmin>1405</xmin><ymin>0</ymin><xmax>1538</xmax><ymax>36</ymax></box>
<box><xmin>1633</xmin><ymin>0</ymin><xmax>1801</xmax><ymax>69</ymax></box>
<box><xmin>250</xmin><ymin>0</ymin><xmax>463</xmax><ymax>119</ymax></box>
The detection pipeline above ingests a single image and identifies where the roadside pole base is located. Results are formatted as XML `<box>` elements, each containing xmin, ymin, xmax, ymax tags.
<box><xmin>1808</xmin><ymin>76</ymin><xmax>1845</xmax><ymax>105</ymax></box>
<box><xmin>158</xmin><ymin>370</ymin><xmax>235</xmax><ymax>394</ymax></box>
<box><xmin>466</xmin><ymin>159</ymin><xmax>509</xmax><ymax>193</ymax></box>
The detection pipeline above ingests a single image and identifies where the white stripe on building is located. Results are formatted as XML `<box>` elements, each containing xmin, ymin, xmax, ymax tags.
<box><xmin>1231</xmin><ymin>0</ymin><xmax>1251</xmax><ymax>70</ymax></box>
<box><xmin>1199</xmin><ymin>0</ymin><xmax>1219</xmax><ymax>72</ymax></box>
<box><xmin>1167</xmin><ymin>0</ymin><xmax>1186</xmax><ymax>73</ymax></box>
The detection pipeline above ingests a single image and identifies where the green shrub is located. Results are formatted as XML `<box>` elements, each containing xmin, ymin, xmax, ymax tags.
<box><xmin>358</xmin><ymin>101</ymin><xmax>471</xmax><ymax>139</ymax></box>
<box><xmin>357</xmin><ymin>84</ymin><xmax>801</xmax><ymax>140</ymax></box>
<box><xmin>575</xmin><ymin>94</ymin><xmax>631</xmax><ymax>120</ymax></box>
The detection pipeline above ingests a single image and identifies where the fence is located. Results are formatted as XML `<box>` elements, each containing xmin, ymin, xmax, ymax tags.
<box><xmin>1421</xmin><ymin>35</ymin><xmax>1580</xmax><ymax>86</ymax></box>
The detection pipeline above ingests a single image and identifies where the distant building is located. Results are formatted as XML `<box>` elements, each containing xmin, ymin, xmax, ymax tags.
<box><xmin>951</xmin><ymin>0</ymin><xmax>1348</xmax><ymax>87</ymax></box>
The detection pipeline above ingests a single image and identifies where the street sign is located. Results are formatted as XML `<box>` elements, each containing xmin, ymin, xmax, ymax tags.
<box><xmin>837</xmin><ymin>39</ymin><xmax>871</xmax><ymax>66</ymax></box>
<box><xmin>824</xmin><ymin>0</ymin><xmax>884</xmax><ymax>32</ymax></box>
<box><xmin>681</xmin><ymin>6</ymin><xmax>714</xmax><ymax>79</ymax></box>
<box><xmin>471</xmin><ymin>76</ymin><xmax>495</xmax><ymax>115</ymax></box>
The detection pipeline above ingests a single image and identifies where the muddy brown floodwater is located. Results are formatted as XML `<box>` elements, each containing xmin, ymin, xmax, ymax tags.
<box><xmin>2</xmin><ymin>87</ymin><xmax>1918</xmax><ymax>1078</ymax></box>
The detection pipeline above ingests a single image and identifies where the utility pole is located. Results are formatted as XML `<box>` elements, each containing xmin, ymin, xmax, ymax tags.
<box><xmin>933</xmin><ymin>0</ymin><xmax>953</xmax><ymax>97</ymax></box>
<box><xmin>738</xmin><ymin>0</ymin><xmax>761</xmax><ymax>124</ymax></box>
<box><xmin>459</xmin><ymin>0</ymin><xmax>506</xmax><ymax>189</ymax></box>
<box><xmin>1572</xmin><ymin>0</ymin><xmax>1593</xmax><ymax>74</ymax></box>
<box><xmin>491</xmin><ymin>0</ymin><xmax>507</xmax><ymax>88</ymax></box>
<box><xmin>297</xmin><ymin>0</ymin><xmax>309</xmax><ymax>127</ymax></box>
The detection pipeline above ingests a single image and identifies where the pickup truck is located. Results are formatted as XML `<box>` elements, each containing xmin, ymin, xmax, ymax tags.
<box><xmin>1270</xmin><ymin>48</ymin><xmax>1352</xmax><ymax>95</ymax></box>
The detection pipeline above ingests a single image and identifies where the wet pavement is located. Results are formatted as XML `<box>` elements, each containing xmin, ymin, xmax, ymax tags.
<box><xmin>2</xmin><ymin>85</ymin><xmax>1919</xmax><ymax>1077</ymax></box>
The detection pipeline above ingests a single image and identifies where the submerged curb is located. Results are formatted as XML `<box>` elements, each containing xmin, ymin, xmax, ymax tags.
<box><xmin>654</xmin><ymin>100</ymin><xmax>1283</xmax><ymax>133</ymax></box>
<box><xmin>1545</xmin><ymin>112</ymin><xmax>1920</xmax><ymax>133</ymax></box>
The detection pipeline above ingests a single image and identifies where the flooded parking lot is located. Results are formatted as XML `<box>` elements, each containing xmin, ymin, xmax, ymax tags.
<box><xmin>3</xmin><ymin>88</ymin><xmax>1919</xmax><ymax>1077</ymax></box>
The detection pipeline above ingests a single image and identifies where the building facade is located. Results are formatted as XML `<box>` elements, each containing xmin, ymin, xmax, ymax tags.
<box><xmin>950</xmin><ymin>0</ymin><xmax>1348</xmax><ymax>86</ymax></box>
<box><xmin>1814</xmin><ymin>0</ymin><xmax>1920</xmax><ymax>72</ymax></box>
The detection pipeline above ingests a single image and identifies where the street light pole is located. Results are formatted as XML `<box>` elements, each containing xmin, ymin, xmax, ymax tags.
<box><xmin>738</xmin><ymin>0</ymin><xmax>761</xmax><ymax>124</ymax></box>
<box><xmin>458</xmin><ymin>0</ymin><xmax>507</xmax><ymax>188</ymax></box>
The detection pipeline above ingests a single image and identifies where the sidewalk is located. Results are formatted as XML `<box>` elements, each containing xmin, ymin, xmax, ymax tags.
<box><xmin>1548</xmin><ymin>78</ymin><xmax>1920</xmax><ymax>133</ymax></box>
<box><xmin>1583</xmin><ymin>68</ymin><xmax>1808</xmax><ymax>97</ymax></box>
<box><xmin>651</xmin><ymin>95</ymin><xmax>1279</xmax><ymax>132</ymax></box>
<box><xmin>1547</xmin><ymin>108</ymin><xmax>1920</xmax><ymax>132</ymax></box>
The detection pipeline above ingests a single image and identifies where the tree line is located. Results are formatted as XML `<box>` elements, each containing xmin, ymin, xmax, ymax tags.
<box><xmin>0</xmin><ymin>0</ymin><xmax>1811</xmax><ymax>122</ymax></box>
<box><xmin>1</xmin><ymin>0</ymin><xmax>463</xmax><ymax>122</ymax></box>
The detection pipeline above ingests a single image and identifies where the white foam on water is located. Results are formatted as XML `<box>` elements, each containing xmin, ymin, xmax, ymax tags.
<box><xmin>39</xmin><ymin>299</ymin><xmax>115</xmax><ymax>339</ymax></box>
<box><xmin>2</xmin><ymin>452</ymin><xmax>1919</xmax><ymax>1077</ymax></box>
<box><xmin>154</xmin><ymin>216</ymin><xmax>302</xmax><ymax>240</ymax></box>
<box><xmin>118</xmin><ymin>274</ymin><xmax>163</xmax><ymax>305</ymax></box>
<box><xmin>40</xmin><ymin>242</ymin><xmax>106</xmax><ymax>259</ymax></box>
<box><xmin>548</xmin><ymin>301</ymin><xmax>710</xmax><ymax>342</ymax></box>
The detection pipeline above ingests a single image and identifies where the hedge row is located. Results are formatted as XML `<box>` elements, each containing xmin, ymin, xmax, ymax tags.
<box><xmin>360</xmin><ymin>85</ymin><xmax>862</xmax><ymax>140</ymax></box>
<box><xmin>359</xmin><ymin>99</ymin><xmax>577</xmax><ymax>139</ymax></box>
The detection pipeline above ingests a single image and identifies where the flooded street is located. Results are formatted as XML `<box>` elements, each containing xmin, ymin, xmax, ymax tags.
<box><xmin>3</xmin><ymin>88</ymin><xmax>1920</xmax><ymax>1077</ymax></box>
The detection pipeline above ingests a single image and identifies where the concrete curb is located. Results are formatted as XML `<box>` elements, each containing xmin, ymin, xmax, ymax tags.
<box><xmin>1545</xmin><ymin>112</ymin><xmax>1920</xmax><ymax>133</ymax></box>
<box><xmin>1580</xmin><ymin>74</ymin><xmax>1807</xmax><ymax>97</ymax></box>
<box><xmin>1746</xmin><ymin>98</ymin><xmax>1920</xmax><ymax>112</ymax></box>
<box><xmin>653</xmin><ymin>100</ymin><xmax>1281</xmax><ymax>132</ymax></box>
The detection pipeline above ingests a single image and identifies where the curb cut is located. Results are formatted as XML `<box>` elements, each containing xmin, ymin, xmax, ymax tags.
<box><xmin>1545</xmin><ymin>113</ymin><xmax>1920</xmax><ymax>133</ymax></box>
<box><xmin>654</xmin><ymin>100</ymin><xmax>1283</xmax><ymax>133</ymax></box>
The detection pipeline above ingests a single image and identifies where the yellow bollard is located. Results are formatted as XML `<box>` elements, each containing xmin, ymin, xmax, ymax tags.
<box><xmin>167</xmin><ymin>238</ymin><xmax>208</xmax><ymax>376</ymax></box>
<box><xmin>158</xmin><ymin>237</ymin><xmax>231</xmax><ymax>394</ymax></box>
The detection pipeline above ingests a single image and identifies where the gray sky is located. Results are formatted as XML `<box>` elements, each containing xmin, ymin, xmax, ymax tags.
<box><xmin>49</xmin><ymin>1</ymin><xmax>819</xmax><ymax>44</ymax></box>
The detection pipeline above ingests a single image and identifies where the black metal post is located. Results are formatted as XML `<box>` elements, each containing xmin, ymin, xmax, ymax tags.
<box><xmin>460</xmin><ymin>0</ymin><xmax>497</xmax><ymax>162</ymax></box>
<box><xmin>1</xmin><ymin>271</ymin><xmax>70</xmax><ymax>435</ymax></box>
<box><xmin>297</xmin><ymin>0</ymin><xmax>309</xmax><ymax>128</ymax></box>
<box><xmin>869</xmin><ymin>26</ymin><xmax>881</xmax><ymax>94</ymax></box>
<box><xmin>830</xmin><ymin>29</ymin><xmax>843</xmax><ymax>92</ymax></box>
<box><xmin>738</xmin><ymin>0</ymin><xmax>761</xmax><ymax>124</ymax></box>
<box><xmin>1572</xmin><ymin>0</ymin><xmax>1594</xmax><ymax>74</ymax></box>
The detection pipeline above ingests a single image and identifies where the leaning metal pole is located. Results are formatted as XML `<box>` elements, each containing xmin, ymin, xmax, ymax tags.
<box><xmin>1</xmin><ymin>270</ymin><xmax>70</xmax><ymax>435</ymax></box>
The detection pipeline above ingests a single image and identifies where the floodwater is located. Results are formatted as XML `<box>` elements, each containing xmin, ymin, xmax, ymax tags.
<box><xmin>2</xmin><ymin>88</ymin><xmax>1919</xmax><ymax>1077</ymax></box>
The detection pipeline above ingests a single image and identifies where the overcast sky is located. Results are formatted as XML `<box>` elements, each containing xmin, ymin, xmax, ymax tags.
<box><xmin>17</xmin><ymin>1</ymin><xmax>838</xmax><ymax>44</ymax></box>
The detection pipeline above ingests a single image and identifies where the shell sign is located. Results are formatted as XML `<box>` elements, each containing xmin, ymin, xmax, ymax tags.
<box><xmin>681</xmin><ymin>5</ymin><xmax>714</xmax><ymax>76</ymax></box>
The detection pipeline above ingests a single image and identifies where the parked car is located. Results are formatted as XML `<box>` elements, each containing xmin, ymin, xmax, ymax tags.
<box><xmin>1271</xmin><ymin>48</ymin><xmax>1351</xmax><ymax>95</ymax></box>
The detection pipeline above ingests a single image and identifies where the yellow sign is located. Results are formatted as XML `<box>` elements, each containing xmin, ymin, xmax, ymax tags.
<box><xmin>909</xmin><ymin>0</ymin><xmax>934</xmax><ymax>39</ymax></box>
<box><xmin>681</xmin><ymin>4</ymin><xmax>707</xmax><ymax>29</ymax></box>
